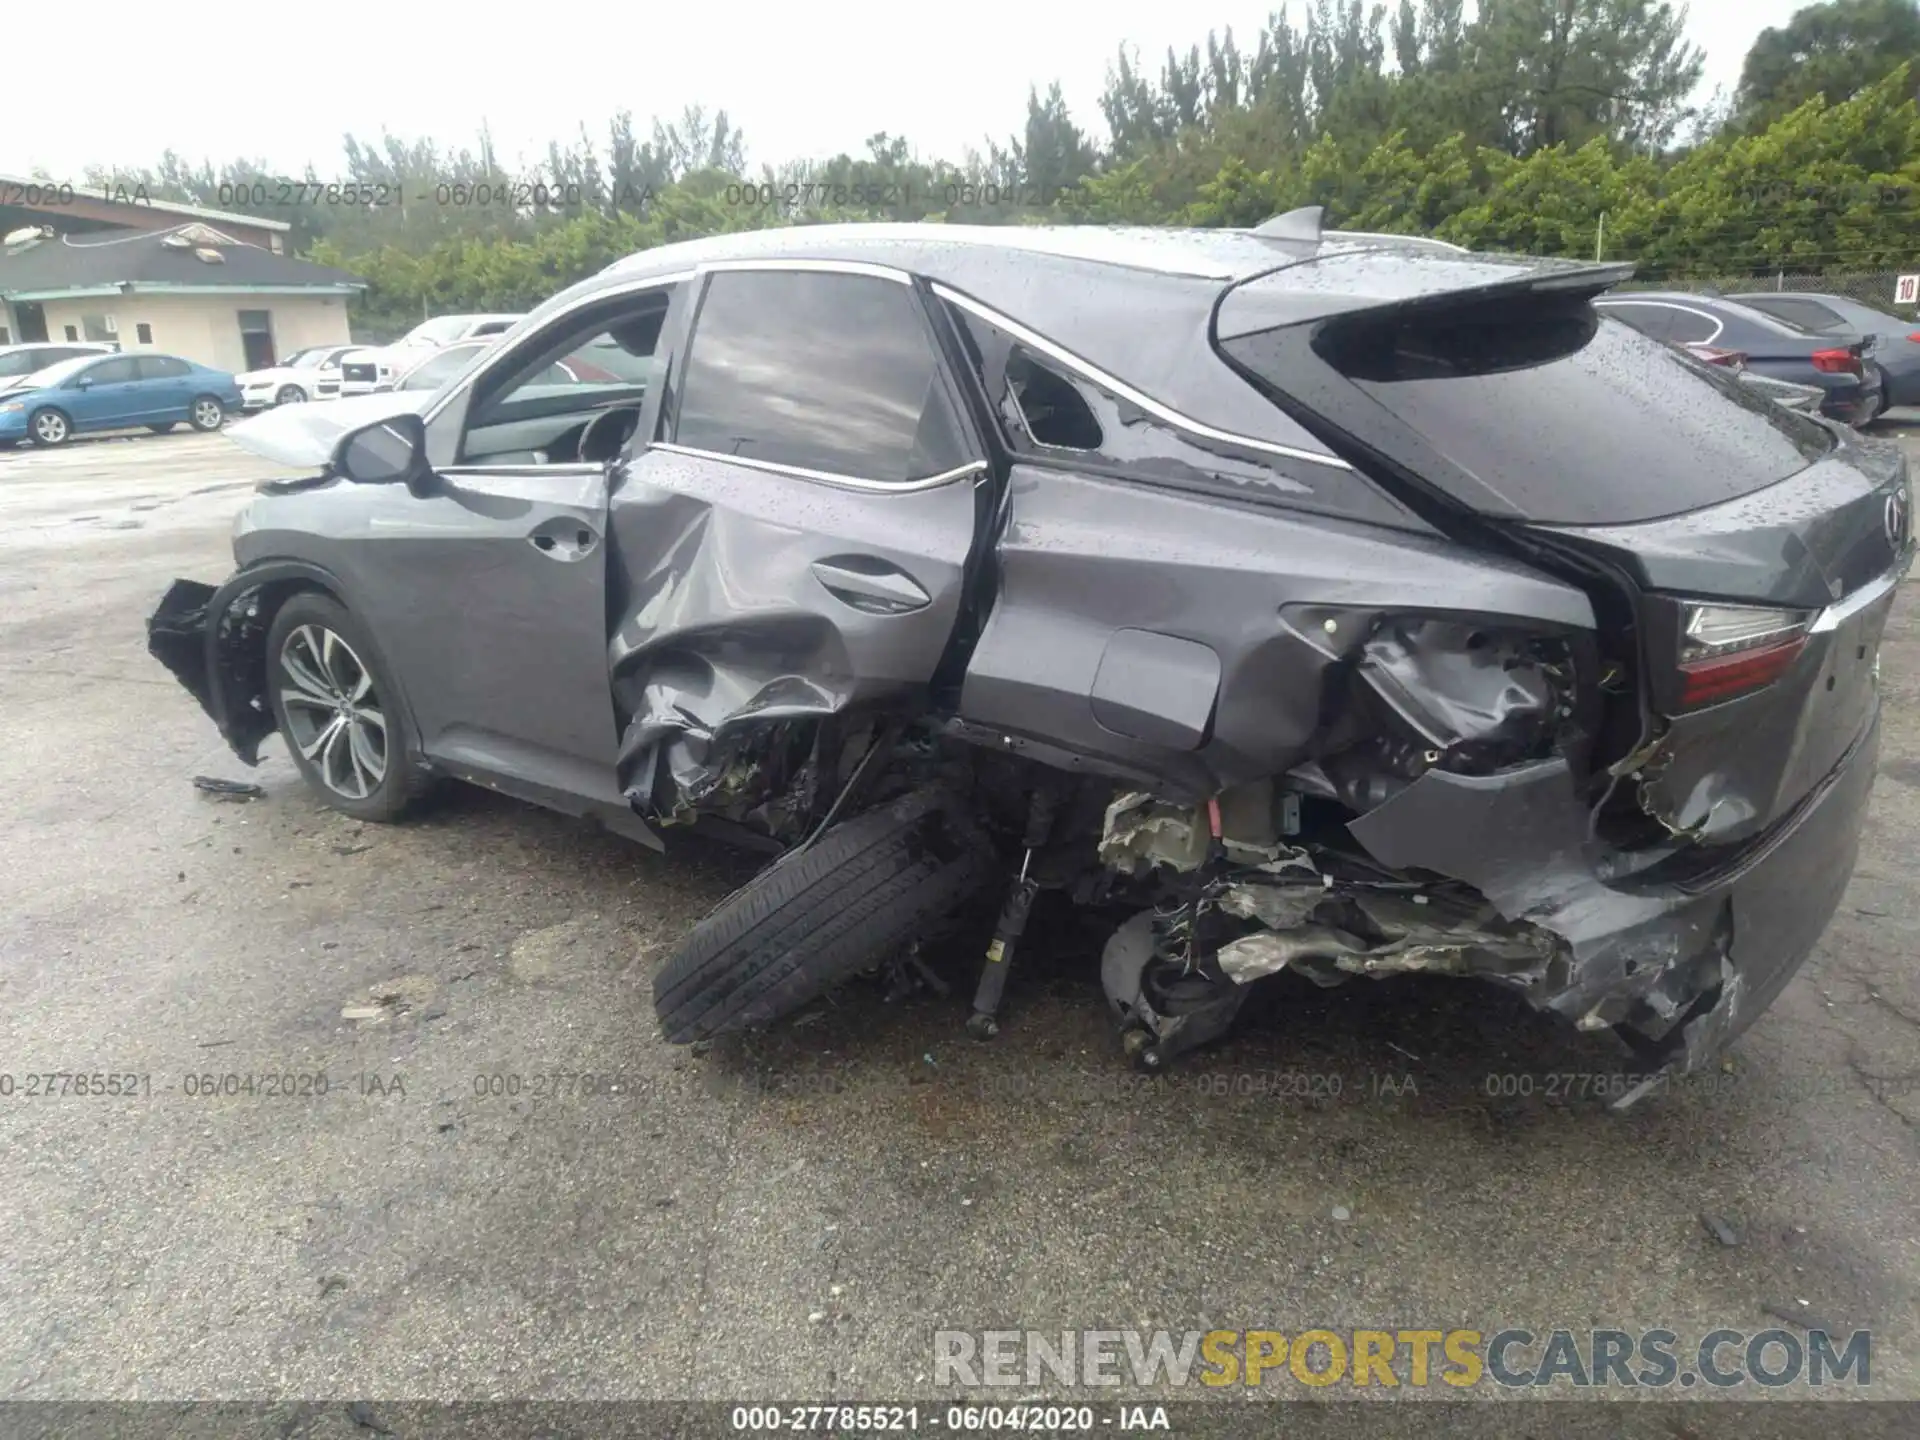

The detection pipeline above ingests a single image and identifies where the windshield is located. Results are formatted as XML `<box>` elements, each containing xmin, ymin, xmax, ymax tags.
<box><xmin>284</xmin><ymin>349</ymin><xmax>326</xmax><ymax>369</ymax></box>
<box><xmin>402</xmin><ymin>317</ymin><xmax>474</xmax><ymax>347</ymax></box>
<box><xmin>11</xmin><ymin>355</ymin><xmax>95</xmax><ymax>389</ymax></box>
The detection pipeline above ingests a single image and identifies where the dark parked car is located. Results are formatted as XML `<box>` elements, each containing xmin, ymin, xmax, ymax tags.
<box><xmin>147</xmin><ymin>219</ymin><xmax>1913</xmax><ymax>1098</ymax></box>
<box><xmin>0</xmin><ymin>351</ymin><xmax>240</xmax><ymax>446</ymax></box>
<box><xmin>1596</xmin><ymin>291</ymin><xmax>1881</xmax><ymax>425</ymax></box>
<box><xmin>1734</xmin><ymin>291</ymin><xmax>1920</xmax><ymax>412</ymax></box>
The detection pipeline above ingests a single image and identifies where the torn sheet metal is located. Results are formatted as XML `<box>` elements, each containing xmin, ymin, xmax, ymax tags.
<box><xmin>1216</xmin><ymin>891</ymin><xmax>1558</xmax><ymax>987</ymax></box>
<box><xmin>1345</xmin><ymin>702</ymin><xmax>1881</xmax><ymax>1086</ymax></box>
<box><xmin>1353</xmin><ymin>617</ymin><xmax>1562</xmax><ymax>765</ymax></box>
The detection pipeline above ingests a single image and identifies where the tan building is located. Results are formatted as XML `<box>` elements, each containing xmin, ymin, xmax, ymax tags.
<box><xmin>0</xmin><ymin>183</ymin><xmax>363</xmax><ymax>371</ymax></box>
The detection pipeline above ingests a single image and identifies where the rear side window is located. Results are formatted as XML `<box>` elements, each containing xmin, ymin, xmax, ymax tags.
<box><xmin>1596</xmin><ymin>302</ymin><xmax>1674</xmax><ymax>341</ymax></box>
<box><xmin>1660</xmin><ymin>308</ymin><xmax>1720</xmax><ymax>344</ymax></box>
<box><xmin>136</xmin><ymin>355</ymin><xmax>189</xmax><ymax>379</ymax></box>
<box><xmin>1241</xmin><ymin>296</ymin><xmax>1833</xmax><ymax>524</ymax></box>
<box><xmin>674</xmin><ymin>270</ymin><xmax>970</xmax><ymax>484</ymax></box>
<box><xmin>1748</xmin><ymin>296</ymin><xmax>1847</xmax><ymax>333</ymax></box>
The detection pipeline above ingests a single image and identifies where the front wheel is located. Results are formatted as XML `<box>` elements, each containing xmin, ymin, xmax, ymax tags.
<box><xmin>265</xmin><ymin>592</ymin><xmax>422</xmax><ymax>822</ymax></box>
<box><xmin>275</xmin><ymin>385</ymin><xmax>308</xmax><ymax>406</ymax></box>
<box><xmin>188</xmin><ymin>396</ymin><xmax>226</xmax><ymax>432</ymax></box>
<box><xmin>29</xmin><ymin>408</ymin><xmax>70</xmax><ymax>446</ymax></box>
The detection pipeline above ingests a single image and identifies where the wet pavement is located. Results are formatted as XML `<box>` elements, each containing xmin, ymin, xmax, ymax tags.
<box><xmin>2</xmin><ymin>426</ymin><xmax>1918</xmax><ymax>1412</ymax></box>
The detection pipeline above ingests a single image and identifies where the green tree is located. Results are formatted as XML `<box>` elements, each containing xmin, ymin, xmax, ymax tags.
<box><xmin>1735</xmin><ymin>0</ymin><xmax>1920</xmax><ymax>129</ymax></box>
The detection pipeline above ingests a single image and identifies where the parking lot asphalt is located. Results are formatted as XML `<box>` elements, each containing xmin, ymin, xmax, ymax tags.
<box><xmin>2</xmin><ymin>425</ymin><xmax>1919</xmax><ymax>1416</ymax></box>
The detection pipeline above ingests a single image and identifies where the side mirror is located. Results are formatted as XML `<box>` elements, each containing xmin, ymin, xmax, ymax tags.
<box><xmin>334</xmin><ymin>413</ymin><xmax>435</xmax><ymax>497</ymax></box>
<box><xmin>73</xmin><ymin>376</ymin><xmax>93</xmax><ymax>390</ymax></box>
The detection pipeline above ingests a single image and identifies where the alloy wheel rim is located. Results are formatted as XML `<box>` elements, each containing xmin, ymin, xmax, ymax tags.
<box><xmin>34</xmin><ymin>413</ymin><xmax>64</xmax><ymax>442</ymax></box>
<box><xmin>277</xmin><ymin>387</ymin><xmax>305</xmax><ymax>405</ymax></box>
<box><xmin>195</xmin><ymin>400</ymin><xmax>222</xmax><ymax>427</ymax></box>
<box><xmin>279</xmin><ymin>624</ymin><xmax>387</xmax><ymax>800</ymax></box>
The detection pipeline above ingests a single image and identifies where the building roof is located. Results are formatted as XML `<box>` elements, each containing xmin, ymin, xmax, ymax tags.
<box><xmin>0</xmin><ymin>175</ymin><xmax>290</xmax><ymax>233</ymax></box>
<box><xmin>0</xmin><ymin>223</ymin><xmax>361</xmax><ymax>300</ymax></box>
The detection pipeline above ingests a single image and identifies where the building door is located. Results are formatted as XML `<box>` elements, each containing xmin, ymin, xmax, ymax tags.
<box><xmin>237</xmin><ymin>309</ymin><xmax>275</xmax><ymax>369</ymax></box>
<box><xmin>15</xmin><ymin>302</ymin><xmax>49</xmax><ymax>343</ymax></box>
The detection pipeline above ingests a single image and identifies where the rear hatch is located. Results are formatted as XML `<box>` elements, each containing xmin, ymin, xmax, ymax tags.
<box><xmin>1216</xmin><ymin>263</ymin><xmax>1913</xmax><ymax>847</ymax></box>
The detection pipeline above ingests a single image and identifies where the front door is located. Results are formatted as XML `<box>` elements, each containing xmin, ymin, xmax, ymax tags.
<box><xmin>605</xmin><ymin>264</ymin><xmax>989</xmax><ymax>810</ymax></box>
<box><xmin>15</xmin><ymin>302</ymin><xmax>49</xmax><ymax>344</ymax></box>
<box><xmin>64</xmin><ymin>355</ymin><xmax>144</xmax><ymax>430</ymax></box>
<box><xmin>352</xmin><ymin>282</ymin><xmax>678</xmax><ymax>810</ymax></box>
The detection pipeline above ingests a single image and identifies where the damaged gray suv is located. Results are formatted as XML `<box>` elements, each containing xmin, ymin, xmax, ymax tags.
<box><xmin>148</xmin><ymin>215</ymin><xmax>1914</xmax><ymax>1096</ymax></box>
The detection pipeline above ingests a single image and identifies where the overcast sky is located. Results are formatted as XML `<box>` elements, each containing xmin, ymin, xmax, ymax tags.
<box><xmin>3</xmin><ymin>0</ymin><xmax>1809</xmax><ymax>182</ymax></box>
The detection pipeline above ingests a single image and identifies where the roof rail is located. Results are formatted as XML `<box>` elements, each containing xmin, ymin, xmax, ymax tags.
<box><xmin>1250</xmin><ymin>206</ymin><xmax>1324</xmax><ymax>244</ymax></box>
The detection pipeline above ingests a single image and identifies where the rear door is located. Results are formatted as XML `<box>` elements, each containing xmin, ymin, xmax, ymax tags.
<box><xmin>134</xmin><ymin>354</ymin><xmax>194</xmax><ymax>419</ymax></box>
<box><xmin>606</xmin><ymin>262</ymin><xmax>987</xmax><ymax>808</ymax></box>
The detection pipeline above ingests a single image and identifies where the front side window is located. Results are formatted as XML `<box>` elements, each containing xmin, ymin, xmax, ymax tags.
<box><xmin>87</xmin><ymin>357</ymin><xmax>138</xmax><ymax>383</ymax></box>
<box><xmin>136</xmin><ymin>355</ymin><xmax>190</xmax><ymax>379</ymax></box>
<box><xmin>456</xmin><ymin>290</ymin><xmax>671</xmax><ymax>466</ymax></box>
<box><xmin>673</xmin><ymin>270</ymin><xmax>970</xmax><ymax>484</ymax></box>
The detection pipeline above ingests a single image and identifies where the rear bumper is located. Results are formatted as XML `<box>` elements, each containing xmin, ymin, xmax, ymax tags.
<box><xmin>1348</xmin><ymin>698</ymin><xmax>1883</xmax><ymax>1092</ymax></box>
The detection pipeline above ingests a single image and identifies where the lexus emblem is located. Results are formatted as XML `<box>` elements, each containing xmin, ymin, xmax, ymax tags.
<box><xmin>1889</xmin><ymin>487</ymin><xmax>1911</xmax><ymax>548</ymax></box>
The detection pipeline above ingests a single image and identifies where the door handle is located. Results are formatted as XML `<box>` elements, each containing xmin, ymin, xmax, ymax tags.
<box><xmin>810</xmin><ymin>557</ymin><xmax>932</xmax><ymax>614</ymax></box>
<box><xmin>529</xmin><ymin>519</ymin><xmax>600</xmax><ymax>562</ymax></box>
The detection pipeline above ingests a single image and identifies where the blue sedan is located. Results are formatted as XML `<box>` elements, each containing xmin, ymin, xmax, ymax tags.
<box><xmin>0</xmin><ymin>352</ymin><xmax>243</xmax><ymax>447</ymax></box>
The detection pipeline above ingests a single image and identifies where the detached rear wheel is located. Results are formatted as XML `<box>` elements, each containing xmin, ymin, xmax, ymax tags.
<box><xmin>654</xmin><ymin>787</ymin><xmax>1000</xmax><ymax>1042</ymax></box>
<box><xmin>266</xmin><ymin>592</ymin><xmax>421</xmax><ymax>822</ymax></box>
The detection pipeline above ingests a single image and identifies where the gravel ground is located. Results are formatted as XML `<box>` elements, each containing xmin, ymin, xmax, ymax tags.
<box><xmin>1</xmin><ymin>425</ymin><xmax>1917</xmax><ymax>1424</ymax></box>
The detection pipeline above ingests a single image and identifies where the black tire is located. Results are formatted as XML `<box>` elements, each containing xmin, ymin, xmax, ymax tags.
<box><xmin>147</xmin><ymin>422</ymin><xmax>177</xmax><ymax>434</ymax></box>
<box><xmin>265</xmin><ymin>591</ymin><xmax>425</xmax><ymax>822</ymax></box>
<box><xmin>275</xmin><ymin>384</ymin><xmax>308</xmax><ymax>406</ymax></box>
<box><xmin>28</xmin><ymin>407</ymin><xmax>70</xmax><ymax>446</ymax></box>
<box><xmin>188</xmin><ymin>395</ymin><xmax>226</xmax><ymax>432</ymax></box>
<box><xmin>654</xmin><ymin>787</ymin><xmax>1000</xmax><ymax>1042</ymax></box>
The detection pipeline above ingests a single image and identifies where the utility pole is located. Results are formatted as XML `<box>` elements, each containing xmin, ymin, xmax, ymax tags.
<box><xmin>1594</xmin><ymin>212</ymin><xmax>1606</xmax><ymax>261</ymax></box>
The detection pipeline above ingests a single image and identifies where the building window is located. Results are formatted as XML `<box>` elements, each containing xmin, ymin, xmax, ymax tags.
<box><xmin>0</xmin><ymin>326</ymin><xmax>9</xmax><ymax>345</ymax></box>
<box><xmin>136</xmin><ymin>323</ymin><xmax>153</xmax><ymax>345</ymax></box>
<box><xmin>81</xmin><ymin>314</ymin><xmax>117</xmax><ymax>343</ymax></box>
<box><xmin>63</xmin><ymin>325</ymin><xmax>79</xmax><ymax>341</ymax></box>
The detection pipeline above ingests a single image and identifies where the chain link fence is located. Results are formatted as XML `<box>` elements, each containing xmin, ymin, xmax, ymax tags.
<box><xmin>1619</xmin><ymin>270</ymin><xmax>1918</xmax><ymax>319</ymax></box>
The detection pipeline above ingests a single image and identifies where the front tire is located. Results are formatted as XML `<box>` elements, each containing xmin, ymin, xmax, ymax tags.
<box><xmin>188</xmin><ymin>395</ymin><xmax>226</xmax><ymax>432</ymax></box>
<box><xmin>275</xmin><ymin>385</ymin><xmax>308</xmax><ymax>406</ymax></box>
<box><xmin>266</xmin><ymin>592</ymin><xmax>421</xmax><ymax>822</ymax></box>
<box><xmin>654</xmin><ymin>787</ymin><xmax>1000</xmax><ymax>1042</ymax></box>
<box><xmin>29</xmin><ymin>408</ymin><xmax>70</xmax><ymax>446</ymax></box>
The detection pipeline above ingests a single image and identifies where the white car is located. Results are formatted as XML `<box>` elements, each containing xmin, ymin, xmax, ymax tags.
<box><xmin>0</xmin><ymin>341</ymin><xmax>116</xmax><ymax>391</ymax></box>
<box><xmin>334</xmin><ymin>313</ymin><xmax>524</xmax><ymax>396</ymax></box>
<box><xmin>235</xmin><ymin>345</ymin><xmax>358</xmax><ymax>409</ymax></box>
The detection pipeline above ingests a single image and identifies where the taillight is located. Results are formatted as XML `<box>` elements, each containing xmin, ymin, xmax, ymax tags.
<box><xmin>1907</xmin><ymin>332</ymin><xmax>1920</xmax><ymax>343</ymax></box>
<box><xmin>1811</xmin><ymin>347</ymin><xmax>1861</xmax><ymax>375</ymax></box>
<box><xmin>1675</xmin><ymin>602</ymin><xmax>1813</xmax><ymax>709</ymax></box>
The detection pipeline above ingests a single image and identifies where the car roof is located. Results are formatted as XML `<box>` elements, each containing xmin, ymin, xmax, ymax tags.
<box><xmin>569</xmin><ymin>223</ymin><xmax>1618</xmax><ymax>457</ymax></box>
